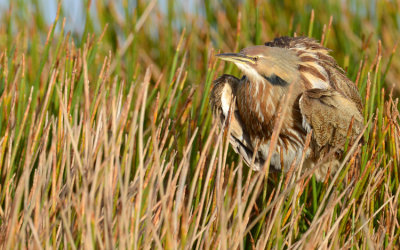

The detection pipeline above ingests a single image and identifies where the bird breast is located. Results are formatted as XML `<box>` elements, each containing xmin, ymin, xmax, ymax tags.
<box><xmin>237</xmin><ymin>78</ymin><xmax>279</xmax><ymax>140</ymax></box>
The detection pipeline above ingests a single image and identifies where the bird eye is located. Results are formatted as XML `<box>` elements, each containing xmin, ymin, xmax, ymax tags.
<box><xmin>253</xmin><ymin>56</ymin><xmax>258</xmax><ymax>61</ymax></box>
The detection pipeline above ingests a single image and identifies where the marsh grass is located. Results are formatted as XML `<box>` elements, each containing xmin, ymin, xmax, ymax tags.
<box><xmin>0</xmin><ymin>0</ymin><xmax>399</xmax><ymax>248</ymax></box>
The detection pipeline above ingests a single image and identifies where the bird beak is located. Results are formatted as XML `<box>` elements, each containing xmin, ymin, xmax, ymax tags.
<box><xmin>216</xmin><ymin>53</ymin><xmax>256</xmax><ymax>64</ymax></box>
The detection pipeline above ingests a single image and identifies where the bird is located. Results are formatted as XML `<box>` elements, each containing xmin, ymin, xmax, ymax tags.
<box><xmin>210</xmin><ymin>36</ymin><xmax>364</xmax><ymax>181</ymax></box>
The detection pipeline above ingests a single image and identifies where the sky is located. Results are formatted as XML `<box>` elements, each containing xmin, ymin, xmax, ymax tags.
<box><xmin>0</xmin><ymin>0</ymin><xmax>199</xmax><ymax>36</ymax></box>
<box><xmin>0</xmin><ymin>0</ymin><xmax>85</xmax><ymax>34</ymax></box>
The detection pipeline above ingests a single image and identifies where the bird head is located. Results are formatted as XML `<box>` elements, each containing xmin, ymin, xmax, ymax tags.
<box><xmin>216</xmin><ymin>45</ymin><xmax>300</xmax><ymax>87</ymax></box>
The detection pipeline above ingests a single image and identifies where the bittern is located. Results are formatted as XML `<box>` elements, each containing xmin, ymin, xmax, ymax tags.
<box><xmin>210</xmin><ymin>36</ymin><xmax>363</xmax><ymax>181</ymax></box>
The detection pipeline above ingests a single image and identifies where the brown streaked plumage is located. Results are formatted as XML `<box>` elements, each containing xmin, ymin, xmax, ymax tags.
<box><xmin>210</xmin><ymin>36</ymin><xmax>363</xmax><ymax>181</ymax></box>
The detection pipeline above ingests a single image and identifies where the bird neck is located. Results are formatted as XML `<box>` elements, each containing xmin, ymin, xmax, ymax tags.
<box><xmin>239</xmin><ymin>76</ymin><xmax>278</xmax><ymax>122</ymax></box>
<box><xmin>236</xmin><ymin>63</ymin><xmax>266</xmax><ymax>84</ymax></box>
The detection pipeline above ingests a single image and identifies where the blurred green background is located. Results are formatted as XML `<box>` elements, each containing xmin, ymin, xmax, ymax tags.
<box><xmin>1</xmin><ymin>0</ymin><xmax>399</xmax><ymax>94</ymax></box>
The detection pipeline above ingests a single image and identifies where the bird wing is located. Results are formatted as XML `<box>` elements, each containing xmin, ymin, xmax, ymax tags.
<box><xmin>299</xmin><ymin>88</ymin><xmax>364</xmax><ymax>154</ymax></box>
<box><xmin>210</xmin><ymin>75</ymin><xmax>265</xmax><ymax>170</ymax></box>
<box><xmin>323</xmin><ymin>63</ymin><xmax>364</xmax><ymax>113</ymax></box>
